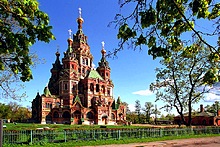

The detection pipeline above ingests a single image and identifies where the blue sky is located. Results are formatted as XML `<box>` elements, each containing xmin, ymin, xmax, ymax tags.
<box><xmin>1</xmin><ymin>0</ymin><xmax>219</xmax><ymax>115</ymax></box>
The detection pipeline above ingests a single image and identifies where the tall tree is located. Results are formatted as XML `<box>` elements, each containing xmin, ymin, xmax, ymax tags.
<box><xmin>135</xmin><ymin>100</ymin><xmax>141</xmax><ymax>123</ymax></box>
<box><xmin>150</xmin><ymin>42</ymin><xmax>217</xmax><ymax>126</ymax></box>
<box><xmin>0</xmin><ymin>0</ymin><xmax>54</xmax><ymax>82</ymax></box>
<box><xmin>112</xmin><ymin>0</ymin><xmax>219</xmax><ymax>84</ymax></box>
<box><xmin>142</xmin><ymin>102</ymin><xmax>154</xmax><ymax>123</ymax></box>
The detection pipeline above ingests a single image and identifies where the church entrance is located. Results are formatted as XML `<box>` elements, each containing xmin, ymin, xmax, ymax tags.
<box><xmin>73</xmin><ymin>110</ymin><xmax>81</xmax><ymax>124</ymax></box>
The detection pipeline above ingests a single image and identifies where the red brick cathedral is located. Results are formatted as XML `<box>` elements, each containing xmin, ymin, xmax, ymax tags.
<box><xmin>31</xmin><ymin>9</ymin><xmax>126</xmax><ymax>125</ymax></box>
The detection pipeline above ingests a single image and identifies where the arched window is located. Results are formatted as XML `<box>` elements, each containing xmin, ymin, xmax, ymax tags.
<box><xmin>111</xmin><ymin>113</ymin><xmax>115</xmax><ymax>120</ymax></box>
<box><xmin>62</xmin><ymin>111</ymin><xmax>71</xmax><ymax>118</ymax></box>
<box><xmin>53</xmin><ymin>111</ymin><xmax>59</xmax><ymax>118</ymax></box>
<box><xmin>46</xmin><ymin>115</ymin><xmax>52</xmax><ymax>121</ymax></box>
<box><xmin>78</xmin><ymin>83</ymin><xmax>84</xmax><ymax>94</ymax></box>
<box><xmin>86</xmin><ymin>112</ymin><xmax>94</xmax><ymax>119</ymax></box>
<box><xmin>107</xmin><ymin>88</ymin><xmax>110</xmax><ymax>96</ymax></box>
<box><xmin>90</xmin><ymin>83</ymin><xmax>94</xmax><ymax>92</ymax></box>
<box><xmin>46</xmin><ymin>103</ymin><xmax>51</xmax><ymax>108</ymax></box>
<box><xmin>64</xmin><ymin>83</ymin><xmax>68</xmax><ymax>90</ymax></box>
<box><xmin>96</xmin><ymin>84</ymin><xmax>99</xmax><ymax>92</ymax></box>
<box><xmin>101</xmin><ymin>85</ymin><xmax>105</xmax><ymax>93</ymax></box>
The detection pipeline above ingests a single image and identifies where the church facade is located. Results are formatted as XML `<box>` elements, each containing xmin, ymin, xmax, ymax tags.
<box><xmin>31</xmin><ymin>10</ymin><xmax>126</xmax><ymax>125</ymax></box>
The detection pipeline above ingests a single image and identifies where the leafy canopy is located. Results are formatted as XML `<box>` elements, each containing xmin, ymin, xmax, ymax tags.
<box><xmin>113</xmin><ymin>0</ymin><xmax>219</xmax><ymax>84</ymax></box>
<box><xmin>150</xmin><ymin>42</ymin><xmax>216</xmax><ymax>126</ymax></box>
<box><xmin>0</xmin><ymin>0</ymin><xmax>55</xmax><ymax>82</ymax></box>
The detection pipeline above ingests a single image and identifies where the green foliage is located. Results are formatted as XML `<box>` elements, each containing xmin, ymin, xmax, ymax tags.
<box><xmin>114</xmin><ymin>0</ymin><xmax>219</xmax><ymax>84</ymax></box>
<box><xmin>117</xmin><ymin>23</ymin><xmax>136</xmax><ymax>41</ymax></box>
<box><xmin>150</xmin><ymin>42</ymin><xmax>217</xmax><ymax>126</ymax></box>
<box><xmin>134</xmin><ymin>100</ymin><xmax>142</xmax><ymax>123</ymax></box>
<box><xmin>142</xmin><ymin>102</ymin><xmax>155</xmax><ymax>123</ymax></box>
<box><xmin>0</xmin><ymin>102</ymin><xmax>31</xmax><ymax>122</ymax></box>
<box><xmin>0</xmin><ymin>0</ymin><xmax>55</xmax><ymax>82</ymax></box>
<box><xmin>205</xmin><ymin>101</ymin><xmax>220</xmax><ymax>114</ymax></box>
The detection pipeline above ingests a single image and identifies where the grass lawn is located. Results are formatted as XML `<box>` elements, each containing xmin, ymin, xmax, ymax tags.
<box><xmin>3</xmin><ymin>134</ymin><xmax>220</xmax><ymax>147</ymax></box>
<box><xmin>3</xmin><ymin>123</ymin><xmax>150</xmax><ymax>131</ymax></box>
<box><xmin>3</xmin><ymin>123</ymin><xmax>220</xmax><ymax>147</ymax></box>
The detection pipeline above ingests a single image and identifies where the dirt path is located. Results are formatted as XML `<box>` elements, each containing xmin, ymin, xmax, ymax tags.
<box><xmin>83</xmin><ymin>136</ymin><xmax>220</xmax><ymax>147</ymax></box>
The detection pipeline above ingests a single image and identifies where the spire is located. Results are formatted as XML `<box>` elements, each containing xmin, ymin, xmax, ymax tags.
<box><xmin>73</xmin><ymin>8</ymin><xmax>87</xmax><ymax>43</ymax></box>
<box><xmin>68</xmin><ymin>29</ymin><xmax>72</xmax><ymax>39</ymax></box>
<box><xmin>67</xmin><ymin>29</ymin><xmax>73</xmax><ymax>53</ymax></box>
<box><xmin>52</xmin><ymin>46</ymin><xmax>62</xmax><ymax>70</ymax></box>
<box><xmin>101</xmin><ymin>41</ymin><xmax>106</xmax><ymax>56</ymax></box>
<box><xmin>98</xmin><ymin>41</ymin><xmax>110</xmax><ymax>68</ymax></box>
<box><xmin>77</xmin><ymin>8</ymin><xmax>84</xmax><ymax>30</ymax></box>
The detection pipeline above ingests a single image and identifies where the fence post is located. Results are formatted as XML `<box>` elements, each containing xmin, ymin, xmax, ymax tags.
<box><xmin>118</xmin><ymin>130</ymin><xmax>120</xmax><ymax>140</ymax></box>
<box><xmin>0</xmin><ymin>119</ymin><xmax>3</xmax><ymax>147</ymax></box>
<box><xmin>64</xmin><ymin>130</ymin><xmax>66</xmax><ymax>142</ymax></box>
<box><xmin>30</xmin><ymin>130</ymin><xmax>33</xmax><ymax>144</ymax></box>
<box><xmin>160</xmin><ymin>128</ymin><xmax>163</xmax><ymax>137</ymax></box>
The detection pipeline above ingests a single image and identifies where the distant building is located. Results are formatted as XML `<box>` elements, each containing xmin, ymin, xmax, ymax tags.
<box><xmin>31</xmin><ymin>9</ymin><xmax>126</xmax><ymax>125</ymax></box>
<box><xmin>174</xmin><ymin>104</ymin><xmax>220</xmax><ymax>126</ymax></box>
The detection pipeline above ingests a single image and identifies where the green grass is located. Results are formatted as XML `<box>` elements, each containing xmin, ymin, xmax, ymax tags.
<box><xmin>3</xmin><ymin>134</ymin><xmax>220</xmax><ymax>147</ymax></box>
<box><xmin>3</xmin><ymin>123</ymin><xmax>220</xmax><ymax>147</ymax></box>
<box><xmin>3</xmin><ymin>123</ymin><xmax>150</xmax><ymax>131</ymax></box>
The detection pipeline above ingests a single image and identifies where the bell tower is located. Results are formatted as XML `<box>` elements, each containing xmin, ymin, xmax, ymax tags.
<box><xmin>59</xmin><ymin>29</ymin><xmax>79</xmax><ymax>106</ymax></box>
<box><xmin>97</xmin><ymin>41</ymin><xmax>111</xmax><ymax>81</ymax></box>
<box><xmin>72</xmin><ymin>8</ymin><xmax>93</xmax><ymax>79</ymax></box>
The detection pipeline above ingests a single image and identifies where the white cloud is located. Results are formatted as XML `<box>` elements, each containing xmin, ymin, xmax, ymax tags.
<box><xmin>128</xmin><ymin>104</ymin><xmax>135</xmax><ymax>112</ymax></box>
<box><xmin>200</xmin><ymin>82</ymin><xmax>220</xmax><ymax>102</ymax></box>
<box><xmin>132</xmin><ymin>89</ymin><xmax>153</xmax><ymax>96</ymax></box>
<box><xmin>204</xmin><ymin>93</ymin><xmax>220</xmax><ymax>102</ymax></box>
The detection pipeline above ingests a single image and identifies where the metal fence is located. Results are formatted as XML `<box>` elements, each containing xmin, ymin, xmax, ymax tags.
<box><xmin>3</xmin><ymin>127</ymin><xmax>220</xmax><ymax>145</ymax></box>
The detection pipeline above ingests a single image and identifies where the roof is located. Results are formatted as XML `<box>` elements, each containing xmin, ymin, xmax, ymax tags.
<box><xmin>87</xmin><ymin>70</ymin><xmax>103</xmax><ymax>80</ymax></box>
<box><xmin>196</xmin><ymin>111</ymin><xmax>214</xmax><ymax>117</ymax></box>
<box><xmin>43</xmin><ymin>86</ymin><xmax>51</xmax><ymax>97</ymax></box>
<box><xmin>175</xmin><ymin>111</ymin><xmax>215</xmax><ymax>117</ymax></box>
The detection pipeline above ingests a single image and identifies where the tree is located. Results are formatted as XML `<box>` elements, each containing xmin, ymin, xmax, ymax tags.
<box><xmin>0</xmin><ymin>0</ymin><xmax>55</xmax><ymax>82</ymax></box>
<box><xmin>126</xmin><ymin>112</ymin><xmax>138</xmax><ymax>124</ymax></box>
<box><xmin>150</xmin><ymin>42</ymin><xmax>216</xmax><ymax>126</ymax></box>
<box><xmin>142</xmin><ymin>102</ymin><xmax>154</xmax><ymax>123</ymax></box>
<box><xmin>135</xmin><ymin>100</ymin><xmax>141</xmax><ymax>123</ymax></box>
<box><xmin>205</xmin><ymin>101</ymin><xmax>220</xmax><ymax>115</ymax></box>
<box><xmin>112</xmin><ymin>0</ymin><xmax>219</xmax><ymax>84</ymax></box>
<box><xmin>0</xmin><ymin>103</ymin><xmax>12</xmax><ymax>119</ymax></box>
<box><xmin>0</xmin><ymin>102</ymin><xmax>31</xmax><ymax>122</ymax></box>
